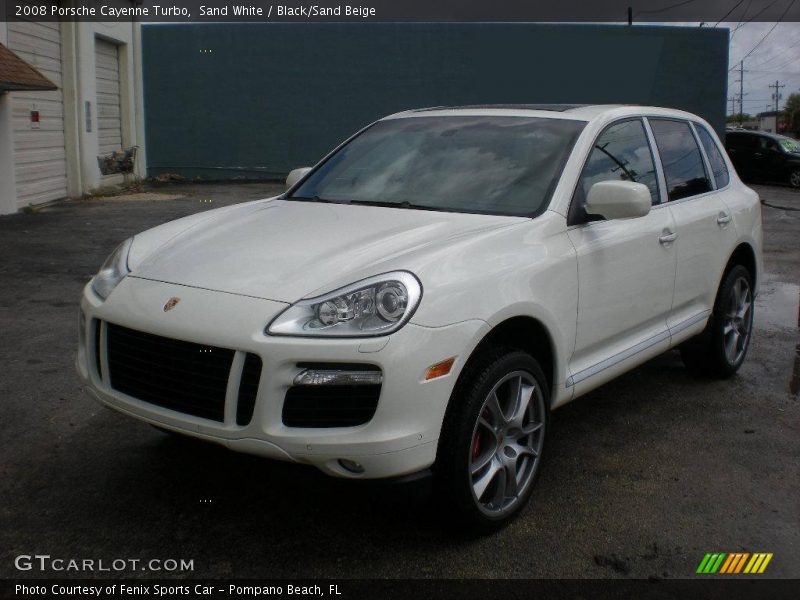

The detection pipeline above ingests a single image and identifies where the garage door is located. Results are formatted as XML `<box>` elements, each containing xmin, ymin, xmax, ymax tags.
<box><xmin>8</xmin><ymin>21</ymin><xmax>68</xmax><ymax>207</ymax></box>
<box><xmin>95</xmin><ymin>38</ymin><xmax>123</xmax><ymax>166</ymax></box>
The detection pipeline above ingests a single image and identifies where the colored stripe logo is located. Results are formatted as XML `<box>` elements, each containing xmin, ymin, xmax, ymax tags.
<box><xmin>696</xmin><ymin>552</ymin><xmax>773</xmax><ymax>574</ymax></box>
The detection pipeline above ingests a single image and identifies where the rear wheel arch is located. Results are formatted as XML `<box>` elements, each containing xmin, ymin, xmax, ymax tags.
<box><xmin>707</xmin><ymin>242</ymin><xmax>757</xmax><ymax>325</ymax></box>
<box><xmin>722</xmin><ymin>242</ymin><xmax>758</xmax><ymax>291</ymax></box>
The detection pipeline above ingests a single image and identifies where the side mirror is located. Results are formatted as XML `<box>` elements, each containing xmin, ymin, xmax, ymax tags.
<box><xmin>285</xmin><ymin>167</ymin><xmax>312</xmax><ymax>191</ymax></box>
<box><xmin>585</xmin><ymin>180</ymin><xmax>652</xmax><ymax>220</ymax></box>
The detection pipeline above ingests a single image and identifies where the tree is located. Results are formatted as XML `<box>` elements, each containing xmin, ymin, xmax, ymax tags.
<box><xmin>784</xmin><ymin>93</ymin><xmax>800</xmax><ymax>137</ymax></box>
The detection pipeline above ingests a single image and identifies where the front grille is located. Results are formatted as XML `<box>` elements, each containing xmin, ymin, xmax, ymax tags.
<box><xmin>283</xmin><ymin>384</ymin><xmax>381</xmax><ymax>428</ymax></box>
<box><xmin>236</xmin><ymin>353</ymin><xmax>262</xmax><ymax>426</ymax></box>
<box><xmin>105</xmin><ymin>323</ymin><xmax>260</xmax><ymax>423</ymax></box>
<box><xmin>93</xmin><ymin>319</ymin><xmax>102</xmax><ymax>379</ymax></box>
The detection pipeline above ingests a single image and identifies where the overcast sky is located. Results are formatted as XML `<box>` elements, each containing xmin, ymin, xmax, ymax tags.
<box><xmin>660</xmin><ymin>21</ymin><xmax>800</xmax><ymax>116</ymax></box>
<box><xmin>722</xmin><ymin>21</ymin><xmax>800</xmax><ymax>116</ymax></box>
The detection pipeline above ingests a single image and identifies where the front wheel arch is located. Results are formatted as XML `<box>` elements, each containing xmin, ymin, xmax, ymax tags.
<box><xmin>448</xmin><ymin>316</ymin><xmax>556</xmax><ymax>412</ymax></box>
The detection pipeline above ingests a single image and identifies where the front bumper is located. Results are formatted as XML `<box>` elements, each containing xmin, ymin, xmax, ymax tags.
<box><xmin>77</xmin><ymin>276</ymin><xmax>488</xmax><ymax>479</ymax></box>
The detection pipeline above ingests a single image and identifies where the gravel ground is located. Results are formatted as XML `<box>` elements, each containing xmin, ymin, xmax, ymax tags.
<box><xmin>0</xmin><ymin>182</ymin><xmax>797</xmax><ymax>580</ymax></box>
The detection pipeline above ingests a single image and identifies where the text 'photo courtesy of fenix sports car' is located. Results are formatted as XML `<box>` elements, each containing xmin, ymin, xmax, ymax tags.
<box><xmin>77</xmin><ymin>104</ymin><xmax>762</xmax><ymax>529</ymax></box>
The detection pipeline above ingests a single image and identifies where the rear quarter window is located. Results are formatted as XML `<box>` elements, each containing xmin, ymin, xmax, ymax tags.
<box><xmin>696</xmin><ymin>125</ymin><xmax>730</xmax><ymax>188</ymax></box>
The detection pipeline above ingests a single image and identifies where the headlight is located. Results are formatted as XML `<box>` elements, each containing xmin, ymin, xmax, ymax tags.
<box><xmin>91</xmin><ymin>237</ymin><xmax>133</xmax><ymax>300</ymax></box>
<box><xmin>267</xmin><ymin>271</ymin><xmax>422</xmax><ymax>337</ymax></box>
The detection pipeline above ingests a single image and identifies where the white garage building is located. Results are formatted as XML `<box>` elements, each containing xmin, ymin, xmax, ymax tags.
<box><xmin>0</xmin><ymin>20</ymin><xmax>146</xmax><ymax>215</ymax></box>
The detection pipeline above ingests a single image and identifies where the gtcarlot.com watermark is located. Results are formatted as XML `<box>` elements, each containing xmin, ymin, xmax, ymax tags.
<box><xmin>14</xmin><ymin>554</ymin><xmax>194</xmax><ymax>573</ymax></box>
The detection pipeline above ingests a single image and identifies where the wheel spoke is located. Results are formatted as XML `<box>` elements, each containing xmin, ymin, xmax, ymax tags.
<box><xmin>735</xmin><ymin>280</ymin><xmax>745</xmax><ymax>307</ymax></box>
<box><xmin>489</xmin><ymin>392</ymin><xmax>510</xmax><ymax>427</ymax></box>
<box><xmin>521</xmin><ymin>421</ymin><xmax>543</xmax><ymax>436</ymax></box>
<box><xmin>478</xmin><ymin>415</ymin><xmax>497</xmax><ymax>437</ymax></box>
<box><xmin>725</xmin><ymin>330</ymin><xmax>739</xmax><ymax>362</ymax></box>
<box><xmin>471</xmin><ymin>443</ymin><xmax>497</xmax><ymax>475</ymax></box>
<box><xmin>518</xmin><ymin>446</ymin><xmax>539</xmax><ymax>460</ymax></box>
<box><xmin>506</xmin><ymin>376</ymin><xmax>522</xmax><ymax>413</ymax></box>
<box><xmin>490</xmin><ymin>466</ymin><xmax>508</xmax><ymax>507</ymax></box>
<box><xmin>509</xmin><ymin>380</ymin><xmax>535</xmax><ymax>428</ymax></box>
<box><xmin>503</xmin><ymin>461</ymin><xmax>519</xmax><ymax>497</ymax></box>
<box><xmin>472</xmin><ymin>458</ymin><xmax>501</xmax><ymax>500</ymax></box>
<box><xmin>723</xmin><ymin>321</ymin><xmax>735</xmax><ymax>335</ymax></box>
<box><xmin>737</xmin><ymin>328</ymin><xmax>747</xmax><ymax>353</ymax></box>
<box><xmin>737</xmin><ymin>298</ymin><xmax>751</xmax><ymax>320</ymax></box>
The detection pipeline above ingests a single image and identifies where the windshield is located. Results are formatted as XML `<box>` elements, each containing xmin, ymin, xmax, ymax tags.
<box><xmin>289</xmin><ymin>115</ymin><xmax>585</xmax><ymax>217</ymax></box>
<box><xmin>778</xmin><ymin>136</ymin><xmax>800</xmax><ymax>153</ymax></box>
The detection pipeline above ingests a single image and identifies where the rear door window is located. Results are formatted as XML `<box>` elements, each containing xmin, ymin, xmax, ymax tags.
<box><xmin>650</xmin><ymin>119</ymin><xmax>713</xmax><ymax>201</ymax></box>
<box><xmin>695</xmin><ymin>125</ymin><xmax>730</xmax><ymax>188</ymax></box>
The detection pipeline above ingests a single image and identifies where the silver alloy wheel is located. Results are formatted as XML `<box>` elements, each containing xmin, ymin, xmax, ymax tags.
<box><xmin>722</xmin><ymin>276</ymin><xmax>753</xmax><ymax>366</ymax></box>
<box><xmin>469</xmin><ymin>370</ymin><xmax>545</xmax><ymax>517</ymax></box>
<box><xmin>791</xmin><ymin>170</ymin><xmax>800</xmax><ymax>188</ymax></box>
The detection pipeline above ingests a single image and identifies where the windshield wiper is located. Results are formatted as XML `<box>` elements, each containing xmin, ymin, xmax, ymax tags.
<box><xmin>348</xmin><ymin>199</ymin><xmax>441</xmax><ymax>211</ymax></box>
<box><xmin>289</xmin><ymin>195</ymin><xmax>348</xmax><ymax>204</ymax></box>
<box><xmin>290</xmin><ymin>196</ymin><xmax>443</xmax><ymax>211</ymax></box>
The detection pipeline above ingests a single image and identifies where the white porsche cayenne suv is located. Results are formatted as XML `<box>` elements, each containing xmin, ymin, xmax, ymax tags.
<box><xmin>77</xmin><ymin>105</ymin><xmax>761</xmax><ymax>528</ymax></box>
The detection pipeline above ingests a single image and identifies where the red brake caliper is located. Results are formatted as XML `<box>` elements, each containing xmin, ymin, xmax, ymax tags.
<box><xmin>472</xmin><ymin>409</ymin><xmax>488</xmax><ymax>460</ymax></box>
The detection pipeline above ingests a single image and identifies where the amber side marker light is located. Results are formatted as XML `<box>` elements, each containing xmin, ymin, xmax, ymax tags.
<box><xmin>425</xmin><ymin>357</ymin><xmax>456</xmax><ymax>380</ymax></box>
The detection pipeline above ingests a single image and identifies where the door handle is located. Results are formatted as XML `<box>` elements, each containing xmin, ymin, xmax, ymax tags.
<box><xmin>717</xmin><ymin>212</ymin><xmax>732</xmax><ymax>226</ymax></box>
<box><xmin>659</xmin><ymin>230</ymin><xmax>677</xmax><ymax>245</ymax></box>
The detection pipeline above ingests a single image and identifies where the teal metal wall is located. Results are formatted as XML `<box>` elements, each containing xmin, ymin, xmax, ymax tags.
<box><xmin>142</xmin><ymin>23</ymin><xmax>728</xmax><ymax>180</ymax></box>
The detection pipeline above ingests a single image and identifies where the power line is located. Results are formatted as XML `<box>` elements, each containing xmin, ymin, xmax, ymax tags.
<box><xmin>730</xmin><ymin>0</ymin><xmax>755</xmax><ymax>39</ymax></box>
<box><xmin>746</xmin><ymin>35</ymin><xmax>800</xmax><ymax>70</ymax></box>
<box><xmin>748</xmin><ymin>59</ymin><xmax>800</xmax><ymax>75</ymax></box>
<box><xmin>748</xmin><ymin>59</ymin><xmax>800</xmax><ymax>74</ymax></box>
<box><xmin>729</xmin><ymin>0</ymin><xmax>797</xmax><ymax>69</ymax></box>
<box><xmin>732</xmin><ymin>0</ymin><xmax>781</xmax><ymax>35</ymax></box>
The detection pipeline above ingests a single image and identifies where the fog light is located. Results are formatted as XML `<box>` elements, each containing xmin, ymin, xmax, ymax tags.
<box><xmin>294</xmin><ymin>368</ymin><xmax>382</xmax><ymax>386</ymax></box>
<box><xmin>338</xmin><ymin>459</ymin><xmax>365</xmax><ymax>474</ymax></box>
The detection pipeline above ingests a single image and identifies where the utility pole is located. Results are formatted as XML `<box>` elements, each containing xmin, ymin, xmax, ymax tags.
<box><xmin>769</xmin><ymin>80</ymin><xmax>785</xmax><ymax>113</ymax></box>
<box><xmin>739</xmin><ymin>61</ymin><xmax>745</xmax><ymax>125</ymax></box>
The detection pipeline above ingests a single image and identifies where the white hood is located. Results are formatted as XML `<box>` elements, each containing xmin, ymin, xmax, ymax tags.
<box><xmin>131</xmin><ymin>199</ymin><xmax>524</xmax><ymax>302</ymax></box>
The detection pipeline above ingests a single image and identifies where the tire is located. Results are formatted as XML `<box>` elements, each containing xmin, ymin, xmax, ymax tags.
<box><xmin>435</xmin><ymin>347</ymin><xmax>549</xmax><ymax>531</ymax></box>
<box><xmin>680</xmin><ymin>264</ymin><xmax>754</xmax><ymax>378</ymax></box>
<box><xmin>790</xmin><ymin>169</ymin><xmax>800</xmax><ymax>189</ymax></box>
